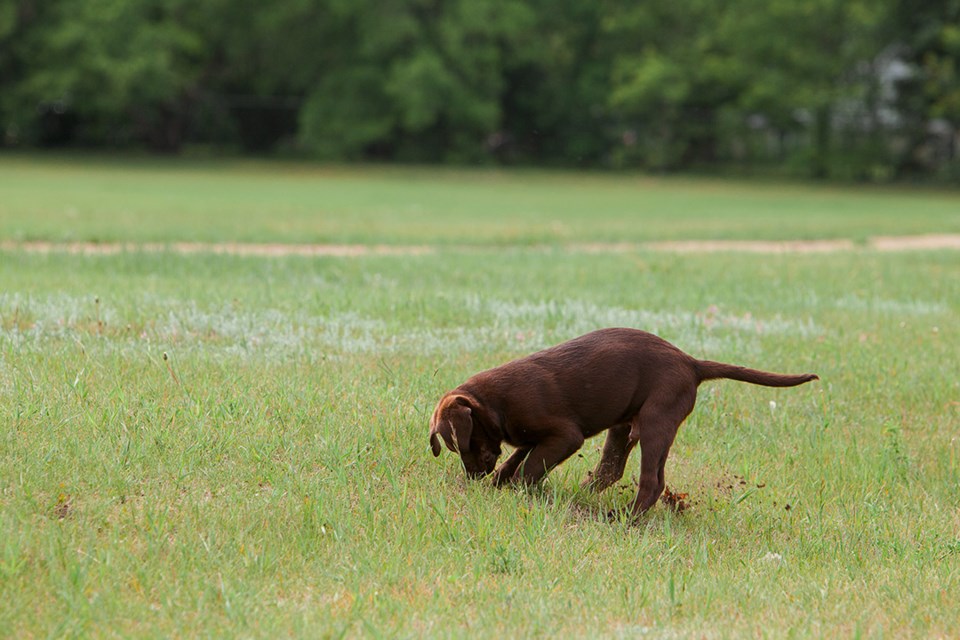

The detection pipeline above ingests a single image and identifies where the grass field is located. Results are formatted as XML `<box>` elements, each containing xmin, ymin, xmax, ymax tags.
<box><xmin>1</xmin><ymin>155</ymin><xmax>959</xmax><ymax>638</ymax></box>
<box><xmin>3</xmin><ymin>154</ymin><xmax>960</xmax><ymax>245</ymax></box>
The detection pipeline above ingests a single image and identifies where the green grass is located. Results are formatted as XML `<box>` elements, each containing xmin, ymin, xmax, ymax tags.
<box><xmin>1</xmin><ymin>156</ymin><xmax>959</xmax><ymax>638</ymax></box>
<box><xmin>2</xmin><ymin>153</ymin><xmax>960</xmax><ymax>245</ymax></box>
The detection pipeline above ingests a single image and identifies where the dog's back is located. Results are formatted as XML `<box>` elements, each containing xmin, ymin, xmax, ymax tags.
<box><xmin>462</xmin><ymin>328</ymin><xmax>699</xmax><ymax>437</ymax></box>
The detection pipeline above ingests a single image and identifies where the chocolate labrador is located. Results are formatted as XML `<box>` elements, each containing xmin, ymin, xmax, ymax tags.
<box><xmin>429</xmin><ymin>327</ymin><xmax>817</xmax><ymax>516</ymax></box>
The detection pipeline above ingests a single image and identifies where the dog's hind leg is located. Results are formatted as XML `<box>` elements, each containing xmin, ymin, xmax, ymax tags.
<box><xmin>628</xmin><ymin>389</ymin><xmax>696</xmax><ymax>516</ymax></box>
<box><xmin>583</xmin><ymin>422</ymin><xmax>637</xmax><ymax>493</ymax></box>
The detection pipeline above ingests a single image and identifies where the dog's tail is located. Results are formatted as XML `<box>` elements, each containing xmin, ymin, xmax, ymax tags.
<box><xmin>695</xmin><ymin>360</ymin><xmax>818</xmax><ymax>387</ymax></box>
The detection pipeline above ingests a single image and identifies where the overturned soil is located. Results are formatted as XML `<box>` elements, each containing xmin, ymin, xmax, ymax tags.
<box><xmin>659</xmin><ymin>486</ymin><xmax>691</xmax><ymax>513</ymax></box>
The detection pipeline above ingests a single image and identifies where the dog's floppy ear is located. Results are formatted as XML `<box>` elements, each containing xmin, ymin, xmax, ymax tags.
<box><xmin>448</xmin><ymin>396</ymin><xmax>473</xmax><ymax>454</ymax></box>
<box><xmin>429</xmin><ymin>400</ymin><xmax>447</xmax><ymax>456</ymax></box>
<box><xmin>429</xmin><ymin>394</ymin><xmax>474</xmax><ymax>455</ymax></box>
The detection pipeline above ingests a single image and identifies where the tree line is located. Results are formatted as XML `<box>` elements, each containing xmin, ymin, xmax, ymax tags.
<box><xmin>1</xmin><ymin>0</ymin><xmax>958</xmax><ymax>180</ymax></box>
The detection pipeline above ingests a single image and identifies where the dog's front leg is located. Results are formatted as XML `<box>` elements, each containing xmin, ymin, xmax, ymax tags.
<box><xmin>492</xmin><ymin>446</ymin><xmax>532</xmax><ymax>486</ymax></box>
<box><xmin>514</xmin><ymin>427</ymin><xmax>585</xmax><ymax>485</ymax></box>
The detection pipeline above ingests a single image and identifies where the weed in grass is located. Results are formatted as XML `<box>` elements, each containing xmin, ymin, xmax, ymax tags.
<box><xmin>488</xmin><ymin>543</ymin><xmax>523</xmax><ymax>576</ymax></box>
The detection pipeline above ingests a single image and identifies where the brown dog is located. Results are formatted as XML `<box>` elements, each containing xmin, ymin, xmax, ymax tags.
<box><xmin>429</xmin><ymin>327</ymin><xmax>817</xmax><ymax>516</ymax></box>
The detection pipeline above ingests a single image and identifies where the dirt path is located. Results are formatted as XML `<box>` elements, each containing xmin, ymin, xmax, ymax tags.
<box><xmin>642</xmin><ymin>234</ymin><xmax>960</xmax><ymax>253</ymax></box>
<box><xmin>2</xmin><ymin>234</ymin><xmax>960</xmax><ymax>257</ymax></box>
<box><xmin>0</xmin><ymin>240</ymin><xmax>433</xmax><ymax>257</ymax></box>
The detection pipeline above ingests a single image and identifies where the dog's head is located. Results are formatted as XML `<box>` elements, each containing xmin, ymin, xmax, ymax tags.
<box><xmin>429</xmin><ymin>392</ymin><xmax>501</xmax><ymax>478</ymax></box>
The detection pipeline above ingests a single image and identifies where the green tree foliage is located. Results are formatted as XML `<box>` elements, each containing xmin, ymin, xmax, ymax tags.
<box><xmin>727</xmin><ymin>0</ymin><xmax>893</xmax><ymax>179</ymax></box>
<box><xmin>3</xmin><ymin>0</ymin><xmax>207</xmax><ymax>149</ymax></box>
<box><xmin>889</xmin><ymin>0</ymin><xmax>960</xmax><ymax>177</ymax></box>
<box><xmin>0</xmin><ymin>0</ymin><xmax>957</xmax><ymax>179</ymax></box>
<box><xmin>606</xmin><ymin>0</ymin><xmax>743</xmax><ymax>169</ymax></box>
<box><xmin>299</xmin><ymin>0</ymin><xmax>534</xmax><ymax>161</ymax></box>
